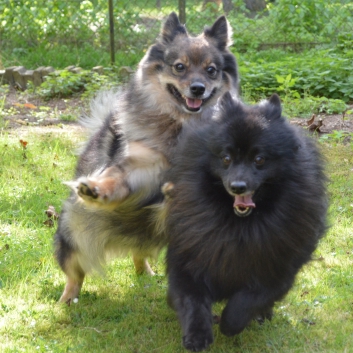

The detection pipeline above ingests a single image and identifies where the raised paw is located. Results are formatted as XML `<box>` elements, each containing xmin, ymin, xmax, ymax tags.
<box><xmin>183</xmin><ymin>329</ymin><xmax>214</xmax><ymax>352</ymax></box>
<box><xmin>72</xmin><ymin>176</ymin><xmax>130</xmax><ymax>207</ymax></box>
<box><xmin>77</xmin><ymin>181</ymin><xmax>99</xmax><ymax>201</ymax></box>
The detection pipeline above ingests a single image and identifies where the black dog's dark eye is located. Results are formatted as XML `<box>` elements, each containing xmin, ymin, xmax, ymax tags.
<box><xmin>206</xmin><ymin>66</ymin><xmax>217</xmax><ymax>77</ymax></box>
<box><xmin>174</xmin><ymin>63</ymin><xmax>185</xmax><ymax>72</ymax></box>
<box><xmin>254</xmin><ymin>156</ymin><xmax>265</xmax><ymax>166</ymax></box>
<box><xmin>222</xmin><ymin>155</ymin><xmax>232</xmax><ymax>166</ymax></box>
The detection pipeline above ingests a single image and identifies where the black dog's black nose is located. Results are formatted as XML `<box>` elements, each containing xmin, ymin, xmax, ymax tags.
<box><xmin>230</xmin><ymin>181</ymin><xmax>247</xmax><ymax>195</ymax></box>
<box><xmin>190</xmin><ymin>83</ymin><xmax>205</xmax><ymax>96</ymax></box>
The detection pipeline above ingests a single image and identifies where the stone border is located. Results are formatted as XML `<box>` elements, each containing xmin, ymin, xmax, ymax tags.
<box><xmin>0</xmin><ymin>65</ymin><xmax>134</xmax><ymax>90</ymax></box>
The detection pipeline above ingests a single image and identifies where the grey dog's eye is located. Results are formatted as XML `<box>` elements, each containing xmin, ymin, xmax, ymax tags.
<box><xmin>174</xmin><ymin>63</ymin><xmax>185</xmax><ymax>72</ymax></box>
<box><xmin>206</xmin><ymin>66</ymin><xmax>217</xmax><ymax>76</ymax></box>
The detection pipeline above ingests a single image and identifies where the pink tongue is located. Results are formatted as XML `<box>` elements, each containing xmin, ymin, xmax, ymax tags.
<box><xmin>186</xmin><ymin>98</ymin><xmax>202</xmax><ymax>109</ymax></box>
<box><xmin>233</xmin><ymin>195</ymin><xmax>256</xmax><ymax>208</ymax></box>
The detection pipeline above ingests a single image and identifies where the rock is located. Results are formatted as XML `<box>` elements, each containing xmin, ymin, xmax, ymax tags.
<box><xmin>65</xmin><ymin>65</ymin><xmax>77</xmax><ymax>72</ymax></box>
<box><xmin>119</xmin><ymin>66</ymin><xmax>134</xmax><ymax>81</ymax></box>
<box><xmin>0</xmin><ymin>69</ymin><xmax>6</xmax><ymax>83</ymax></box>
<box><xmin>13</xmin><ymin>66</ymin><xmax>28</xmax><ymax>90</ymax></box>
<box><xmin>92</xmin><ymin>66</ymin><xmax>104</xmax><ymax>74</ymax></box>
<box><xmin>33</xmin><ymin>66</ymin><xmax>46</xmax><ymax>86</ymax></box>
<box><xmin>42</xmin><ymin>66</ymin><xmax>55</xmax><ymax>77</ymax></box>
<box><xmin>70</xmin><ymin>67</ymin><xmax>82</xmax><ymax>74</ymax></box>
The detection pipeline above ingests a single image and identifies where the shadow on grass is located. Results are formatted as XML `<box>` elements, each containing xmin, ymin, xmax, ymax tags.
<box><xmin>33</xmin><ymin>270</ymin><xmax>313</xmax><ymax>353</ymax></box>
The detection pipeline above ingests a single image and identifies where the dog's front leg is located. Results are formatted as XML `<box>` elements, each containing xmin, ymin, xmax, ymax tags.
<box><xmin>74</xmin><ymin>165</ymin><xmax>129</xmax><ymax>208</ymax></box>
<box><xmin>168</xmin><ymin>270</ymin><xmax>214</xmax><ymax>352</ymax></box>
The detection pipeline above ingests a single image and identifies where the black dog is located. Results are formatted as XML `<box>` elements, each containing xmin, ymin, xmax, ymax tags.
<box><xmin>161</xmin><ymin>93</ymin><xmax>328</xmax><ymax>351</ymax></box>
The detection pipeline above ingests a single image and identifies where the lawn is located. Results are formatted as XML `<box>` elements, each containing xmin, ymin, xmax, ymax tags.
<box><xmin>0</xmin><ymin>115</ymin><xmax>352</xmax><ymax>352</ymax></box>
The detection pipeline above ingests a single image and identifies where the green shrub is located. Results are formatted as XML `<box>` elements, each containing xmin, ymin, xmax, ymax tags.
<box><xmin>28</xmin><ymin>69</ymin><xmax>120</xmax><ymax>99</ymax></box>
<box><xmin>238</xmin><ymin>50</ymin><xmax>353</xmax><ymax>102</ymax></box>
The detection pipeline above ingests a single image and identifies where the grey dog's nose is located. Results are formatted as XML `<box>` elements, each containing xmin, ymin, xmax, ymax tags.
<box><xmin>190</xmin><ymin>83</ymin><xmax>205</xmax><ymax>96</ymax></box>
<box><xmin>230</xmin><ymin>181</ymin><xmax>247</xmax><ymax>195</ymax></box>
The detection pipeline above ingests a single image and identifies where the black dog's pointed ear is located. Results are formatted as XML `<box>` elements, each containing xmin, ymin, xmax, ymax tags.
<box><xmin>267</xmin><ymin>93</ymin><xmax>282</xmax><ymax>119</ymax></box>
<box><xmin>161</xmin><ymin>12</ymin><xmax>187</xmax><ymax>44</ymax></box>
<box><xmin>268</xmin><ymin>93</ymin><xmax>281</xmax><ymax>108</ymax></box>
<box><xmin>215</xmin><ymin>92</ymin><xmax>242</xmax><ymax>122</ymax></box>
<box><xmin>204</xmin><ymin>16</ymin><xmax>232</xmax><ymax>50</ymax></box>
<box><xmin>218</xmin><ymin>91</ymin><xmax>240</xmax><ymax>113</ymax></box>
<box><xmin>219</xmin><ymin>91</ymin><xmax>233</xmax><ymax>107</ymax></box>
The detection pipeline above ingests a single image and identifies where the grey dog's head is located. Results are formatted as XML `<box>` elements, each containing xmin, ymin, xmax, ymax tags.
<box><xmin>136</xmin><ymin>12</ymin><xmax>239</xmax><ymax>117</ymax></box>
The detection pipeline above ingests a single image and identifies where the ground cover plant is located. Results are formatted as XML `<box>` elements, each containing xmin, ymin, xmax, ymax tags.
<box><xmin>1</xmin><ymin>0</ymin><xmax>353</xmax><ymax>103</ymax></box>
<box><xmin>0</xmin><ymin>110</ymin><xmax>353</xmax><ymax>352</ymax></box>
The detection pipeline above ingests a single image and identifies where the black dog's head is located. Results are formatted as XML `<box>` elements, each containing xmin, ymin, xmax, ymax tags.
<box><xmin>207</xmin><ymin>93</ymin><xmax>301</xmax><ymax>217</ymax></box>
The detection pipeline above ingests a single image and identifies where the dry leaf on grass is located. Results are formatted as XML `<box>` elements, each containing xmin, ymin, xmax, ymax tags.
<box><xmin>45</xmin><ymin>205</ymin><xmax>59</xmax><ymax>220</ymax></box>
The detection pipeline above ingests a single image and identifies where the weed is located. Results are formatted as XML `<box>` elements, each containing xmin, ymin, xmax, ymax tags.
<box><xmin>320</xmin><ymin>130</ymin><xmax>353</xmax><ymax>149</ymax></box>
<box><xmin>60</xmin><ymin>114</ymin><xmax>76</xmax><ymax>122</ymax></box>
<box><xmin>0</xmin><ymin>85</ymin><xmax>10</xmax><ymax>129</ymax></box>
<box><xmin>28</xmin><ymin>70</ymin><xmax>120</xmax><ymax>100</ymax></box>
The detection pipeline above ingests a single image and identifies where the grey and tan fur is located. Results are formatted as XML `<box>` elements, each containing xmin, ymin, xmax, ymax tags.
<box><xmin>54</xmin><ymin>12</ymin><xmax>239</xmax><ymax>304</ymax></box>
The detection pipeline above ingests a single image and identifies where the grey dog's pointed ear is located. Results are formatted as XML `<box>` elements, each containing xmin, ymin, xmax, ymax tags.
<box><xmin>161</xmin><ymin>12</ymin><xmax>187</xmax><ymax>43</ymax></box>
<box><xmin>204</xmin><ymin>16</ymin><xmax>232</xmax><ymax>50</ymax></box>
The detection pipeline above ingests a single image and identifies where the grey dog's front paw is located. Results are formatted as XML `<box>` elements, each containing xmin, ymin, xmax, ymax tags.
<box><xmin>77</xmin><ymin>180</ymin><xmax>99</xmax><ymax>201</ymax></box>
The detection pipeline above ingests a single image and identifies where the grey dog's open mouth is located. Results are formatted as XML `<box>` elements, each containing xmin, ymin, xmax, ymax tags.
<box><xmin>167</xmin><ymin>84</ymin><xmax>215</xmax><ymax>112</ymax></box>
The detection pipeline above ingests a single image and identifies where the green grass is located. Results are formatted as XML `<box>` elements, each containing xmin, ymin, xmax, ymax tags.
<box><xmin>0</xmin><ymin>126</ymin><xmax>353</xmax><ymax>352</ymax></box>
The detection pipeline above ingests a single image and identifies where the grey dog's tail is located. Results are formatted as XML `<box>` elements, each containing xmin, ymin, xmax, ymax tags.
<box><xmin>75</xmin><ymin>90</ymin><xmax>122</xmax><ymax>162</ymax></box>
<box><xmin>80</xmin><ymin>90</ymin><xmax>121</xmax><ymax>136</ymax></box>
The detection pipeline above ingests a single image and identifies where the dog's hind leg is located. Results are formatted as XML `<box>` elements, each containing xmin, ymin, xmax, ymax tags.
<box><xmin>55</xmin><ymin>230</ymin><xmax>86</xmax><ymax>305</ymax></box>
<box><xmin>59</xmin><ymin>273</ymin><xmax>85</xmax><ymax>305</ymax></box>
<box><xmin>132</xmin><ymin>254</ymin><xmax>155</xmax><ymax>275</ymax></box>
<box><xmin>58</xmin><ymin>252</ymin><xmax>85</xmax><ymax>305</ymax></box>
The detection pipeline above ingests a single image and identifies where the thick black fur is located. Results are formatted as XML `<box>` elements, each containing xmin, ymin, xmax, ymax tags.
<box><xmin>163</xmin><ymin>93</ymin><xmax>328</xmax><ymax>351</ymax></box>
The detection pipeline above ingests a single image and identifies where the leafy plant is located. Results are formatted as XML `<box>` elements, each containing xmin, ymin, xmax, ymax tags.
<box><xmin>238</xmin><ymin>50</ymin><xmax>353</xmax><ymax>102</ymax></box>
<box><xmin>320</xmin><ymin>130</ymin><xmax>353</xmax><ymax>148</ymax></box>
<box><xmin>28</xmin><ymin>70</ymin><xmax>120</xmax><ymax>99</ymax></box>
<box><xmin>0</xmin><ymin>85</ymin><xmax>10</xmax><ymax>129</ymax></box>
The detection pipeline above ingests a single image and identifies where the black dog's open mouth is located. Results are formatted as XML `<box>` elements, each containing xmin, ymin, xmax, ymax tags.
<box><xmin>167</xmin><ymin>84</ymin><xmax>215</xmax><ymax>112</ymax></box>
<box><xmin>233</xmin><ymin>194</ymin><xmax>256</xmax><ymax>217</ymax></box>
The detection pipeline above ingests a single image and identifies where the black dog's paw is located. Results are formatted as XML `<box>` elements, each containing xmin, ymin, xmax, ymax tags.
<box><xmin>183</xmin><ymin>330</ymin><xmax>214</xmax><ymax>352</ymax></box>
<box><xmin>255</xmin><ymin>308</ymin><xmax>273</xmax><ymax>325</ymax></box>
<box><xmin>220</xmin><ymin>317</ymin><xmax>247</xmax><ymax>337</ymax></box>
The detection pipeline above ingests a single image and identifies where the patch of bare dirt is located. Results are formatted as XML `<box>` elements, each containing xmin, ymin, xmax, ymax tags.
<box><xmin>1</xmin><ymin>86</ymin><xmax>87</xmax><ymax>129</ymax></box>
<box><xmin>1</xmin><ymin>87</ymin><xmax>353</xmax><ymax>136</ymax></box>
<box><xmin>291</xmin><ymin>115</ymin><xmax>353</xmax><ymax>134</ymax></box>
